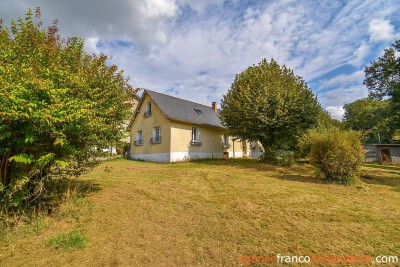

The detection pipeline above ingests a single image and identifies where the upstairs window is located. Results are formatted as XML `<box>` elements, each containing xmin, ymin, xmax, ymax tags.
<box><xmin>144</xmin><ymin>102</ymin><xmax>152</xmax><ymax>117</ymax></box>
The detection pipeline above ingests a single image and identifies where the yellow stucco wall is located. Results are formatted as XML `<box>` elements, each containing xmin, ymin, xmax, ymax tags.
<box><xmin>130</xmin><ymin>94</ymin><xmax>171</xmax><ymax>155</ymax></box>
<box><xmin>170</xmin><ymin>121</ymin><xmax>226</xmax><ymax>153</ymax></box>
<box><xmin>169</xmin><ymin>121</ymin><xmax>252</xmax><ymax>157</ymax></box>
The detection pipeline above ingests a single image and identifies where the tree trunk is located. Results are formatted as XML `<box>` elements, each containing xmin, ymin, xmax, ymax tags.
<box><xmin>0</xmin><ymin>153</ymin><xmax>10</xmax><ymax>187</ymax></box>
<box><xmin>259</xmin><ymin>139</ymin><xmax>275</xmax><ymax>162</ymax></box>
<box><xmin>66</xmin><ymin>176</ymin><xmax>71</xmax><ymax>200</ymax></box>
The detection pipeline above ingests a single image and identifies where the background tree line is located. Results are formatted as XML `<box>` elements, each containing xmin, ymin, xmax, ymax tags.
<box><xmin>220</xmin><ymin>39</ymin><xmax>399</xmax><ymax>184</ymax></box>
<box><xmin>344</xmin><ymin>39</ymin><xmax>400</xmax><ymax>143</ymax></box>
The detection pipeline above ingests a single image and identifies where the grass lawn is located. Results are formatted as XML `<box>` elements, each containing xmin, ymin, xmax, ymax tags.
<box><xmin>1</xmin><ymin>158</ymin><xmax>399</xmax><ymax>266</ymax></box>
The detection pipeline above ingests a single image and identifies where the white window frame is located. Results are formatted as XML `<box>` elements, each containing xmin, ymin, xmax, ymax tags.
<box><xmin>223</xmin><ymin>135</ymin><xmax>229</xmax><ymax>145</ymax></box>
<box><xmin>222</xmin><ymin>134</ymin><xmax>231</xmax><ymax>149</ymax></box>
<box><xmin>134</xmin><ymin>131</ymin><xmax>143</xmax><ymax>146</ymax></box>
<box><xmin>136</xmin><ymin>131</ymin><xmax>143</xmax><ymax>142</ymax></box>
<box><xmin>144</xmin><ymin>102</ymin><xmax>152</xmax><ymax>118</ymax></box>
<box><xmin>191</xmin><ymin>127</ymin><xmax>201</xmax><ymax>145</ymax></box>
<box><xmin>152</xmin><ymin>127</ymin><xmax>161</xmax><ymax>143</ymax></box>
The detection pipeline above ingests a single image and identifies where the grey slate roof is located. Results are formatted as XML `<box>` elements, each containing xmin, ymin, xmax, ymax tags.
<box><xmin>145</xmin><ymin>90</ymin><xmax>225</xmax><ymax>129</ymax></box>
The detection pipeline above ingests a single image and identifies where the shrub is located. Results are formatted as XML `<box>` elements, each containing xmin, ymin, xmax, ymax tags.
<box><xmin>261</xmin><ymin>147</ymin><xmax>295</xmax><ymax>167</ymax></box>
<box><xmin>301</xmin><ymin>127</ymin><xmax>364</xmax><ymax>185</ymax></box>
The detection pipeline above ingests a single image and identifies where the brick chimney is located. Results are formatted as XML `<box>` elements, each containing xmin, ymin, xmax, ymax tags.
<box><xmin>212</xmin><ymin>102</ymin><xmax>217</xmax><ymax>111</ymax></box>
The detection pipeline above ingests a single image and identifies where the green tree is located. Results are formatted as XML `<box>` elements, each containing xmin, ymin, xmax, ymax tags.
<box><xmin>219</xmin><ymin>58</ymin><xmax>322</xmax><ymax>163</ymax></box>
<box><xmin>364</xmin><ymin>38</ymin><xmax>400</xmax><ymax>131</ymax></box>
<box><xmin>0</xmin><ymin>8</ymin><xmax>137</xmax><ymax>214</ymax></box>
<box><xmin>343</xmin><ymin>98</ymin><xmax>392</xmax><ymax>143</ymax></box>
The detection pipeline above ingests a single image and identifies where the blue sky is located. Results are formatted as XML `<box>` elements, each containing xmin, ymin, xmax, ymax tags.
<box><xmin>1</xmin><ymin>0</ymin><xmax>399</xmax><ymax>119</ymax></box>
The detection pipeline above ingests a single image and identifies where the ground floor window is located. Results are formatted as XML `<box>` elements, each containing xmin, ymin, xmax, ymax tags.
<box><xmin>151</xmin><ymin>127</ymin><xmax>161</xmax><ymax>143</ymax></box>
<box><xmin>191</xmin><ymin>127</ymin><xmax>201</xmax><ymax>145</ymax></box>
<box><xmin>222</xmin><ymin>134</ymin><xmax>231</xmax><ymax>148</ymax></box>
<box><xmin>134</xmin><ymin>131</ymin><xmax>143</xmax><ymax>146</ymax></box>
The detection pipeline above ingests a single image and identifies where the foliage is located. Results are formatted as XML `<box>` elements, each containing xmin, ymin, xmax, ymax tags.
<box><xmin>343</xmin><ymin>98</ymin><xmax>392</xmax><ymax>143</ymax></box>
<box><xmin>364</xmin><ymin>38</ymin><xmax>400</xmax><ymax>131</ymax></box>
<box><xmin>316</xmin><ymin>109</ymin><xmax>343</xmax><ymax>129</ymax></box>
<box><xmin>0</xmin><ymin>8</ymin><xmax>137</xmax><ymax>216</ymax></box>
<box><xmin>260</xmin><ymin>148</ymin><xmax>294</xmax><ymax>167</ymax></box>
<box><xmin>220</xmin><ymin>58</ymin><xmax>322</xmax><ymax>164</ymax></box>
<box><xmin>301</xmin><ymin>127</ymin><xmax>364</xmax><ymax>185</ymax></box>
<box><xmin>45</xmin><ymin>229</ymin><xmax>87</xmax><ymax>250</ymax></box>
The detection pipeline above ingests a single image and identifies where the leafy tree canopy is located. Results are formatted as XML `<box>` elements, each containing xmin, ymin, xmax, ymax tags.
<box><xmin>0</xmin><ymin>8</ymin><xmax>137</xmax><ymax>213</ymax></box>
<box><xmin>343</xmin><ymin>98</ymin><xmax>392</xmax><ymax>143</ymax></box>
<box><xmin>219</xmin><ymin>58</ymin><xmax>322</xmax><ymax>160</ymax></box>
<box><xmin>364</xmin><ymin>39</ymin><xmax>400</xmax><ymax>100</ymax></box>
<box><xmin>364</xmin><ymin>38</ymin><xmax>400</xmax><ymax>131</ymax></box>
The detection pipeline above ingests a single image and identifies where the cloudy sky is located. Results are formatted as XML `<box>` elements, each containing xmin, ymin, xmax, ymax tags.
<box><xmin>1</xmin><ymin>0</ymin><xmax>399</xmax><ymax>119</ymax></box>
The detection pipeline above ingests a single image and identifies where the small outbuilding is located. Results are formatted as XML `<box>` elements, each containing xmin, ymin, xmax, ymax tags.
<box><xmin>363</xmin><ymin>144</ymin><xmax>400</xmax><ymax>164</ymax></box>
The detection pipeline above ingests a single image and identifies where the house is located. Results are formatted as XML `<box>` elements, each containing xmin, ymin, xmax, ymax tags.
<box><xmin>129</xmin><ymin>90</ymin><xmax>264</xmax><ymax>162</ymax></box>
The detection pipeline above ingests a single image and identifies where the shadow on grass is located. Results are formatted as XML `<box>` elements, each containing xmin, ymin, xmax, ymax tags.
<box><xmin>45</xmin><ymin>179</ymin><xmax>102</xmax><ymax>202</ymax></box>
<box><xmin>277</xmin><ymin>174</ymin><xmax>326</xmax><ymax>184</ymax></box>
<box><xmin>361</xmin><ymin>163</ymin><xmax>400</xmax><ymax>188</ymax></box>
<box><xmin>363</xmin><ymin>163</ymin><xmax>400</xmax><ymax>172</ymax></box>
<box><xmin>190</xmin><ymin>158</ymin><xmax>326</xmax><ymax>185</ymax></box>
<box><xmin>361</xmin><ymin>174</ymin><xmax>400</xmax><ymax>187</ymax></box>
<box><xmin>18</xmin><ymin>179</ymin><xmax>102</xmax><ymax>216</ymax></box>
<box><xmin>191</xmin><ymin>158</ymin><xmax>400</xmax><ymax>187</ymax></box>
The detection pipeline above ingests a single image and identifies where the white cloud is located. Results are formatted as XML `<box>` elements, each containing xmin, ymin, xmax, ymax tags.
<box><xmin>326</xmin><ymin>106</ymin><xmax>345</xmax><ymax>120</ymax></box>
<box><xmin>0</xmin><ymin>0</ymin><xmax>399</xmax><ymax>110</ymax></box>
<box><xmin>96</xmin><ymin>0</ymin><xmax>399</xmax><ymax>108</ymax></box>
<box><xmin>368</xmin><ymin>19</ymin><xmax>396</xmax><ymax>42</ymax></box>
<box><xmin>350</xmin><ymin>42</ymin><xmax>370</xmax><ymax>67</ymax></box>
<box><xmin>139</xmin><ymin>0</ymin><xmax>177</xmax><ymax>18</ymax></box>
<box><xmin>318</xmin><ymin>85</ymin><xmax>368</xmax><ymax>108</ymax></box>
<box><xmin>85</xmin><ymin>37</ymin><xmax>100</xmax><ymax>55</ymax></box>
<box><xmin>0</xmin><ymin>0</ymin><xmax>180</xmax><ymax>48</ymax></box>
<box><xmin>179</xmin><ymin>0</ymin><xmax>225</xmax><ymax>12</ymax></box>
<box><xmin>318</xmin><ymin>70</ymin><xmax>365</xmax><ymax>91</ymax></box>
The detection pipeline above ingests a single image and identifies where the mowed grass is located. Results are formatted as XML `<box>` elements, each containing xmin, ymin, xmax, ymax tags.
<box><xmin>45</xmin><ymin>229</ymin><xmax>87</xmax><ymax>250</ymax></box>
<box><xmin>1</xmin><ymin>158</ymin><xmax>400</xmax><ymax>266</ymax></box>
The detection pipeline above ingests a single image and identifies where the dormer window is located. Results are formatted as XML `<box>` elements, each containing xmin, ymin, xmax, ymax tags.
<box><xmin>194</xmin><ymin>108</ymin><xmax>203</xmax><ymax>115</ymax></box>
<box><xmin>144</xmin><ymin>102</ymin><xmax>152</xmax><ymax>117</ymax></box>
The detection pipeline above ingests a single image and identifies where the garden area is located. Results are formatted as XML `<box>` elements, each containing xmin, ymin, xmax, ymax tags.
<box><xmin>1</xmin><ymin>158</ymin><xmax>399</xmax><ymax>266</ymax></box>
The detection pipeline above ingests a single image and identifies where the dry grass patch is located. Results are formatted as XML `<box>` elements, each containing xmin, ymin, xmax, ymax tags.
<box><xmin>1</xmin><ymin>158</ymin><xmax>399</xmax><ymax>266</ymax></box>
